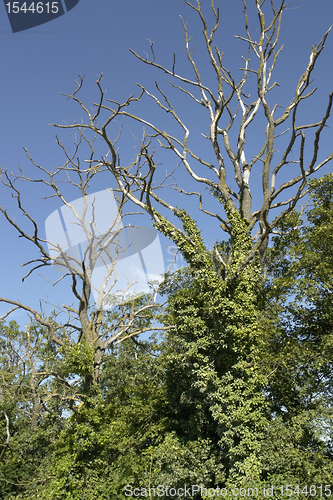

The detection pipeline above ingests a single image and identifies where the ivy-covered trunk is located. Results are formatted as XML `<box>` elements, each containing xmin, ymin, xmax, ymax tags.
<box><xmin>160</xmin><ymin>208</ymin><xmax>268</xmax><ymax>487</ymax></box>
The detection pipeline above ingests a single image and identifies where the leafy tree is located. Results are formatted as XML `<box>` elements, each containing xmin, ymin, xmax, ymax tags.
<box><xmin>258</xmin><ymin>174</ymin><xmax>333</xmax><ymax>487</ymax></box>
<box><xmin>30</xmin><ymin>335</ymin><xmax>166</xmax><ymax>499</ymax></box>
<box><xmin>0</xmin><ymin>320</ymin><xmax>67</xmax><ymax>498</ymax></box>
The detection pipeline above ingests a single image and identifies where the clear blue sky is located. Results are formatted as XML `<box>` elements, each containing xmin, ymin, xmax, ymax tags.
<box><xmin>0</xmin><ymin>0</ymin><xmax>332</xmax><ymax>324</ymax></box>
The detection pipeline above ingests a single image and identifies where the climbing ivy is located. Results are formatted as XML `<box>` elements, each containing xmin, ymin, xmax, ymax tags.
<box><xmin>152</xmin><ymin>205</ymin><xmax>268</xmax><ymax>486</ymax></box>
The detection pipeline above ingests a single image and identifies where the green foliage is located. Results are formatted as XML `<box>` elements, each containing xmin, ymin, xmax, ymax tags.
<box><xmin>143</xmin><ymin>433</ymin><xmax>225</xmax><ymax>498</ymax></box>
<box><xmin>29</xmin><ymin>336</ymin><xmax>166</xmax><ymax>499</ymax></box>
<box><xmin>1</xmin><ymin>177</ymin><xmax>333</xmax><ymax>497</ymax></box>
<box><xmin>260</xmin><ymin>174</ymin><xmax>333</xmax><ymax>485</ymax></box>
<box><xmin>59</xmin><ymin>340</ymin><xmax>94</xmax><ymax>378</ymax></box>
<box><xmin>157</xmin><ymin>207</ymin><xmax>268</xmax><ymax>485</ymax></box>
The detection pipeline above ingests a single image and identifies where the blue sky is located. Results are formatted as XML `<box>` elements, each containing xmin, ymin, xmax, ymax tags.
<box><xmin>0</xmin><ymin>0</ymin><xmax>332</xmax><ymax>324</ymax></box>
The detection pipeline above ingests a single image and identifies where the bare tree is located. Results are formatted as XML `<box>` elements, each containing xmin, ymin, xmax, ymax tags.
<box><xmin>0</xmin><ymin>130</ymin><xmax>168</xmax><ymax>396</ymax></box>
<box><xmin>50</xmin><ymin>0</ymin><xmax>332</xmax><ymax>274</ymax></box>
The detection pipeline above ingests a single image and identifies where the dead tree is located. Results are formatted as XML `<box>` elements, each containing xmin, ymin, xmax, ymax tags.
<box><xmin>51</xmin><ymin>0</ymin><xmax>332</xmax><ymax>274</ymax></box>
<box><xmin>0</xmin><ymin>131</ymin><xmax>168</xmax><ymax>396</ymax></box>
